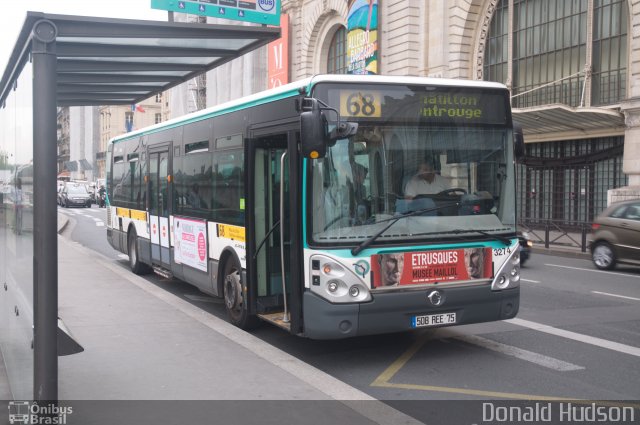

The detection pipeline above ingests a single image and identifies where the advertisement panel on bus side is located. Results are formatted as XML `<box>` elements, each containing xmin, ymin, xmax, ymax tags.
<box><xmin>174</xmin><ymin>217</ymin><xmax>208</xmax><ymax>272</ymax></box>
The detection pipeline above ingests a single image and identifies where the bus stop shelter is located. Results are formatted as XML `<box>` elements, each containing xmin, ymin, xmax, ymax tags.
<box><xmin>0</xmin><ymin>11</ymin><xmax>279</xmax><ymax>401</ymax></box>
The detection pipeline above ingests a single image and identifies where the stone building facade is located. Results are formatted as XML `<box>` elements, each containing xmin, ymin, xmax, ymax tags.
<box><xmin>96</xmin><ymin>99</ymin><xmax>165</xmax><ymax>180</ymax></box>
<box><xmin>204</xmin><ymin>0</ymin><xmax>639</xmax><ymax>225</ymax></box>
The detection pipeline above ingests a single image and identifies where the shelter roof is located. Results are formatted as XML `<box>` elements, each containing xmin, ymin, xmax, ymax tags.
<box><xmin>0</xmin><ymin>12</ymin><xmax>280</xmax><ymax>107</ymax></box>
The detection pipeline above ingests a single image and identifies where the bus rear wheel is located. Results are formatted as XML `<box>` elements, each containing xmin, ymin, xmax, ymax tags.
<box><xmin>128</xmin><ymin>229</ymin><xmax>150</xmax><ymax>275</ymax></box>
<box><xmin>222</xmin><ymin>259</ymin><xmax>258</xmax><ymax>329</ymax></box>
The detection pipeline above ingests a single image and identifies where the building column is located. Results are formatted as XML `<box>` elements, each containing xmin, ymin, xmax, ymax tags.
<box><xmin>608</xmin><ymin>97</ymin><xmax>640</xmax><ymax>204</ymax></box>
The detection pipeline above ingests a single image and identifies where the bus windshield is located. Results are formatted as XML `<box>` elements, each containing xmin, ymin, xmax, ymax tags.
<box><xmin>309</xmin><ymin>124</ymin><xmax>516</xmax><ymax>244</ymax></box>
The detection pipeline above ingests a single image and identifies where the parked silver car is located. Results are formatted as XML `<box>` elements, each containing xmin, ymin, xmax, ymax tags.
<box><xmin>589</xmin><ymin>200</ymin><xmax>640</xmax><ymax>270</ymax></box>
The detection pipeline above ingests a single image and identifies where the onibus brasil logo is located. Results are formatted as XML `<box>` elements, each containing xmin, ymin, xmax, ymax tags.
<box><xmin>8</xmin><ymin>401</ymin><xmax>73</xmax><ymax>424</ymax></box>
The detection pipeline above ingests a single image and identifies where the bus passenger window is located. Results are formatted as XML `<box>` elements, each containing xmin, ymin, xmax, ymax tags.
<box><xmin>212</xmin><ymin>151</ymin><xmax>244</xmax><ymax>225</ymax></box>
<box><xmin>187</xmin><ymin>183</ymin><xmax>208</xmax><ymax>209</ymax></box>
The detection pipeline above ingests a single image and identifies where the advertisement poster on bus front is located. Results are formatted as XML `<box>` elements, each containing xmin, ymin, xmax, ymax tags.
<box><xmin>371</xmin><ymin>248</ymin><xmax>492</xmax><ymax>288</ymax></box>
<box><xmin>174</xmin><ymin>217</ymin><xmax>208</xmax><ymax>272</ymax></box>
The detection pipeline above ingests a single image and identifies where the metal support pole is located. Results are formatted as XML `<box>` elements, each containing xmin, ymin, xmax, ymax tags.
<box><xmin>279</xmin><ymin>151</ymin><xmax>289</xmax><ymax>323</ymax></box>
<box><xmin>581</xmin><ymin>223</ymin><xmax>587</xmax><ymax>253</ymax></box>
<box><xmin>544</xmin><ymin>222</ymin><xmax>550</xmax><ymax>249</ymax></box>
<box><xmin>32</xmin><ymin>19</ymin><xmax>58</xmax><ymax>402</ymax></box>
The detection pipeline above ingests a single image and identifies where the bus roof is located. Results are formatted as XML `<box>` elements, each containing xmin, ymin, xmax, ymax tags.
<box><xmin>109</xmin><ymin>74</ymin><xmax>508</xmax><ymax>144</ymax></box>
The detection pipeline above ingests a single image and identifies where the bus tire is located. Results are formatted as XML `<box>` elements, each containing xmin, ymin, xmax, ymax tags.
<box><xmin>128</xmin><ymin>228</ymin><xmax>150</xmax><ymax>275</ymax></box>
<box><xmin>222</xmin><ymin>259</ymin><xmax>258</xmax><ymax>330</ymax></box>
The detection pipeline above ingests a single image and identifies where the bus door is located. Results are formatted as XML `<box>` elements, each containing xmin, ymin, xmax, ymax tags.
<box><xmin>247</xmin><ymin>130</ymin><xmax>302</xmax><ymax>333</ymax></box>
<box><xmin>148</xmin><ymin>145</ymin><xmax>171</xmax><ymax>269</ymax></box>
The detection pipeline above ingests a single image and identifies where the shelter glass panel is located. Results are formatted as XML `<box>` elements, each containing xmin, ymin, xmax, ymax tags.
<box><xmin>0</xmin><ymin>62</ymin><xmax>34</xmax><ymax>400</ymax></box>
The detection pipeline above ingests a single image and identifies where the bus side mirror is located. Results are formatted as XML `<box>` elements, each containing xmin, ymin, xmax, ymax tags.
<box><xmin>300</xmin><ymin>98</ymin><xmax>329</xmax><ymax>159</ymax></box>
<box><xmin>513</xmin><ymin>121</ymin><xmax>525</xmax><ymax>160</ymax></box>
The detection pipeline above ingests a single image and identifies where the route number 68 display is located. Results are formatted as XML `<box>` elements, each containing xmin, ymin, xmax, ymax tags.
<box><xmin>339</xmin><ymin>90</ymin><xmax>382</xmax><ymax>118</ymax></box>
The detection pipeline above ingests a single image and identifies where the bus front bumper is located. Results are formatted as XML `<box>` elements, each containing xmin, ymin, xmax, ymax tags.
<box><xmin>302</xmin><ymin>284</ymin><xmax>519</xmax><ymax>340</ymax></box>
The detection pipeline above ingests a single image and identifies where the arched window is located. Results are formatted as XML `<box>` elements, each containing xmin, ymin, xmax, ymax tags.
<box><xmin>483</xmin><ymin>0</ymin><xmax>627</xmax><ymax>107</ymax></box>
<box><xmin>327</xmin><ymin>27</ymin><xmax>347</xmax><ymax>74</ymax></box>
<box><xmin>482</xmin><ymin>1</ymin><xmax>509</xmax><ymax>85</ymax></box>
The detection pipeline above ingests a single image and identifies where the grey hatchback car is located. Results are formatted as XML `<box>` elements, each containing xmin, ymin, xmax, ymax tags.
<box><xmin>589</xmin><ymin>199</ymin><xmax>640</xmax><ymax>270</ymax></box>
<box><xmin>59</xmin><ymin>182</ymin><xmax>92</xmax><ymax>208</ymax></box>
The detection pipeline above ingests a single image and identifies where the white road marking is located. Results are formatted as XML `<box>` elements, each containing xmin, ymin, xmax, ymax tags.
<box><xmin>591</xmin><ymin>291</ymin><xmax>640</xmax><ymax>301</ymax></box>
<box><xmin>507</xmin><ymin>318</ymin><xmax>640</xmax><ymax>358</ymax></box>
<box><xmin>545</xmin><ymin>263</ymin><xmax>640</xmax><ymax>279</ymax></box>
<box><xmin>521</xmin><ymin>278</ymin><xmax>541</xmax><ymax>283</ymax></box>
<box><xmin>95</xmin><ymin>222</ymin><xmax>105</xmax><ymax>227</ymax></box>
<box><xmin>456</xmin><ymin>334</ymin><xmax>584</xmax><ymax>371</ymax></box>
<box><xmin>117</xmin><ymin>254</ymin><xmax>129</xmax><ymax>260</ymax></box>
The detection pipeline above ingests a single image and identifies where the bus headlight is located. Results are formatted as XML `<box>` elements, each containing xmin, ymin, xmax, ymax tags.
<box><xmin>325</xmin><ymin>280</ymin><xmax>347</xmax><ymax>297</ymax></box>
<box><xmin>491</xmin><ymin>242</ymin><xmax>521</xmax><ymax>291</ymax></box>
<box><xmin>310</xmin><ymin>255</ymin><xmax>372</xmax><ymax>303</ymax></box>
<box><xmin>495</xmin><ymin>274</ymin><xmax>509</xmax><ymax>290</ymax></box>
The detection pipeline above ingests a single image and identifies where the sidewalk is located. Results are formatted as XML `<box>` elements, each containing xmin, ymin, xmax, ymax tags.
<box><xmin>55</xmin><ymin>213</ymin><xmax>420</xmax><ymax>424</ymax></box>
<box><xmin>40</xmin><ymin>213</ymin><xmax>587</xmax><ymax>418</ymax></box>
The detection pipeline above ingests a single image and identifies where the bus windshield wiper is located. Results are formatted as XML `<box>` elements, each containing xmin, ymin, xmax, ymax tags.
<box><xmin>350</xmin><ymin>202</ymin><xmax>459</xmax><ymax>256</ymax></box>
<box><xmin>446</xmin><ymin>228</ymin><xmax>512</xmax><ymax>246</ymax></box>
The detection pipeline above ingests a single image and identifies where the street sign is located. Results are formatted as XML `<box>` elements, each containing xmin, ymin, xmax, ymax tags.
<box><xmin>151</xmin><ymin>0</ymin><xmax>281</xmax><ymax>26</ymax></box>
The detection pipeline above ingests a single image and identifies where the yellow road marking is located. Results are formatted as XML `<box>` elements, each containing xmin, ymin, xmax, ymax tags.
<box><xmin>371</xmin><ymin>336</ymin><xmax>428</xmax><ymax>387</ymax></box>
<box><xmin>373</xmin><ymin>380</ymin><xmax>575</xmax><ymax>401</ymax></box>
<box><xmin>370</xmin><ymin>333</ymin><xmax>640</xmax><ymax>405</ymax></box>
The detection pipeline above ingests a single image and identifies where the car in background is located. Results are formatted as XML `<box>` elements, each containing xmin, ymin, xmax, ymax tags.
<box><xmin>589</xmin><ymin>199</ymin><xmax>640</xmax><ymax>270</ymax></box>
<box><xmin>518</xmin><ymin>232</ymin><xmax>533</xmax><ymax>266</ymax></box>
<box><xmin>59</xmin><ymin>182</ymin><xmax>92</xmax><ymax>208</ymax></box>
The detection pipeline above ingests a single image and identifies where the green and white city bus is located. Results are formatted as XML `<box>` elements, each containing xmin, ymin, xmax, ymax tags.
<box><xmin>106</xmin><ymin>74</ymin><xmax>523</xmax><ymax>339</ymax></box>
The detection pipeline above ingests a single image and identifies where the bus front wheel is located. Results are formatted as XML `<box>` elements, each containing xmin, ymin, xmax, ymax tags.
<box><xmin>222</xmin><ymin>259</ymin><xmax>258</xmax><ymax>329</ymax></box>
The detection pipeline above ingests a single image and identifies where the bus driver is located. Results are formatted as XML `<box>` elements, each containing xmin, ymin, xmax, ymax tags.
<box><xmin>404</xmin><ymin>161</ymin><xmax>449</xmax><ymax>199</ymax></box>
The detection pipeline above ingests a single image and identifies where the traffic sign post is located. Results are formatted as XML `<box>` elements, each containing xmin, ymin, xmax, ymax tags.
<box><xmin>151</xmin><ymin>0</ymin><xmax>281</xmax><ymax>26</ymax></box>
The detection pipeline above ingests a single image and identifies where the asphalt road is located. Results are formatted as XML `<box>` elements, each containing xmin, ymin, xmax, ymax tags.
<box><xmin>60</xmin><ymin>205</ymin><xmax>640</xmax><ymax>407</ymax></box>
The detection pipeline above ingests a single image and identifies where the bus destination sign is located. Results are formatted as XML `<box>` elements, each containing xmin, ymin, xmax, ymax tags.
<box><xmin>421</xmin><ymin>93</ymin><xmax>486</xmax><ymax>121</ymax></box>
<box><xmin>151</xmin><ymin>0</ymin><xmax>281</xmax><ymax>26</ymax></box>
<box><xmin>325</xmin><ymin>84</ymin><xmax>509</xmax><ymax>125</ymax></box>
